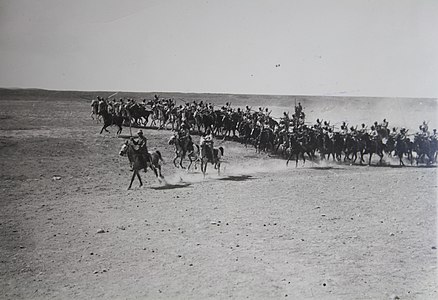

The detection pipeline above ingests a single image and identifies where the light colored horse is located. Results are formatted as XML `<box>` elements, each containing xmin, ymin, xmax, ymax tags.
<box><xmin>168</xmin><ymin>134</ymin><xmax>200</xmax><ymax>170</ymax></box>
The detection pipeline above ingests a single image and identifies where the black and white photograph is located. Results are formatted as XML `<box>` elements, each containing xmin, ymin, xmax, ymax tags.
<box><xmin>0</xmin><ymin>0</ymin><xmax>437</xmax><ymax>299</ymax></box>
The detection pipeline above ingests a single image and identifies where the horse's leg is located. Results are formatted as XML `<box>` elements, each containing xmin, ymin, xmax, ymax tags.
<box><xmin>286</xmin><ymin>152</ymin><xmax>292</xmax><ymax>166</ymax></box>
<box><xmin>201</xmin><ymin>160</ymin><xmax>207</xmax><ymax>177</ymax></box>
<box><xmin>179</xmin><ymin>153</ymin><xmax>186</xmax><ymax>169</ymax></box>
<box><xmin>368</xmin><ymin>152</ymin><xmax>373</xmax><ymax>165</ymax></box>
<box><xmin>137</xmin><ymin>171</ymin><xmax>143</xmax><ymax>187</ymax></box>
<box><xmin>173</xmin><ymin>155</ymin><xmax>178</xmax><ymax>167</ymax></box>
<box><xmin>187</xmin><ymin>156</ymin><xmax>193</xmax><ymax>171</ymax></box>
<box><xmin>128</xmin><ymin>170</ymin><xmax>137</xmax><ymax>190</ymax></box>
<box><xmin>217</xmin><ymin>162</ymin><xmax>221</xmax><ymax>175</ymax></box>
<box><xmin>158</xmin><ymin>165</ymin><xmax>164</xmax><ymax>178</ymax></box>
<box><xmin>152</xmin><ymin>166</ymin><xmax>159</xmax><ymax>178</ymax></box>
<box><xmin>302</xmin><ymin>152</ymin><xmax>306</xmax><ymax>167</ymax></box>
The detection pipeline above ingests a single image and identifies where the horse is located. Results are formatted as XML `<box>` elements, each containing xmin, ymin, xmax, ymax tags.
<box><xmin>238</xmin><ymin>121</ymin><xmax>252</xmax><ymax>147</ymax></box>
<box><xmin>168</xmin><ymin>134</ymin><xmax>200</xmax><ymax>170</ymax></box>
<box><xmin>344</xmin><ymin>135</ymin><xmax>364</xmax><ymax>164</ymax></box>
<box><xmin>200</xmin><ymin>143</ymin><xmax>224</xmax><ymax>176</ymax></box>
<box><xmin>119</xmin><ymin>140</ymin><xmax>164</xmax><ymax>189</ymax></box>
<box><xmin>413</xmin><ymin>135</ymin><xmax>435</xmax><ymax>165</ymax></box>
<box><xmin>256</xmin><ymin>127</ymin><xmax>275</xmax><ymax>153</ymax></box>
<box><xmin>360</xmin><ymin>134</ymin><xmax>384</xmax><ymax>165</ymax></box>
<box><xmin>99</xmin><ymin>110</ymin><xmax>124</xmax><ymax>135</ymax></box>
<box><xmin>286</xmin><ymin>134</ymin><xmax>312</xmax><ymax>167</ymax></box>
<box><xmin>90</xmin><ymin>99</ymin><xmax>100</xmax><ymax>123</ymax></box>
<box><xmin>127</xmin><ymin>104</ymin><xmax>153</xmax><ymax>127</ymax></box>
<box><xmin>394</xmin><ymin>136</ymin><xmax>413</xmax><ymax>166</ymax></box>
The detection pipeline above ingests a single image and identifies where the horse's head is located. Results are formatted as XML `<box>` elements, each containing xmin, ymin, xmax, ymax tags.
<box><xmin>119</xmin><ymin>141</ymin><xmax>129</xmax><ymax>156</ymax></box>
<box><xmin>168</xmin><ymin>134</ymin><xmax>176</xmax><ymax>145</ymax></box>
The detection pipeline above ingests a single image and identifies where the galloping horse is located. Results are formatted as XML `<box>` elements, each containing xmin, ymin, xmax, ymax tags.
<box><xmin>360</xmin><ymin>134</ymin><xmax>384</xmax><ymax>165</ymax></box>
<box><xmin>168</xmin><ymin>134</ymin><xmax>200</xmax><ymax>170</ymax></box>
<box><xmin>286</xmin><ymin>134</ymin><xmax>309</xmax><ymax>167</ymax></box>
<box><xmin>100</xmin><ymin>110</ymin><xmax>124</xmax><ymax>135</ymax></box>
<box><xmin>200</xmin><ymin>144</ymin><xmax>224</xmax><ymax>176</ymax></box>
<box><xmin>413</xmin><ymin>135</ymin><xmax>436</xmax><ymax>165</ymax></box>
<box><xmin>394</xmin><ymin>136</ymin><xmax>413</xmax><ymax>166</ymax></box>
<box><xmin>119</xmin><ymin>140</ymin><xmax>164</xmax><ymax>189</ymax></box>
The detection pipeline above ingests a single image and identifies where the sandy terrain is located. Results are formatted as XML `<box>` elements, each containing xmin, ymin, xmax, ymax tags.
<box><xmin>0</xmin><ymin>89</ymin><xmax>437</xmax><ymax>299</ymax></box>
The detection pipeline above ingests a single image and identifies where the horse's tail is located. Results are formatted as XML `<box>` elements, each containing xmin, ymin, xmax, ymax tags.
<box><xmin>156</xmin><ymin>150</ymin><xmax>164</xmax><ymax>162</ymax></box>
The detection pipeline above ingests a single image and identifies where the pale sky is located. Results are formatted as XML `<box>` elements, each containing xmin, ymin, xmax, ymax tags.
<box><xmin>0</xmin><ymin>0</ymin><xmax>437</xmax><ymax>97</ymax></box>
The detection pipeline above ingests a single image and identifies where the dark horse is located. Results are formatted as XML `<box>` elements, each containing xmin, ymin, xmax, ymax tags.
<box><xmin>119</xmin><ymin>140</ymin><xmax>164</xmax><ymax>189</ymax></box>
<box><xmin>100</xmin><ymin>110</ymin><xmax>124</xmax><ymax>135</ymax></box>
<box><xmin>394</xmin><ymin>136</ymin><xmax>413</xmax><ymax>166</ymax></box>
<box><xmin>360</xmin><ymin>134</ymin><xmax>384</xmax><ymax>165</ymax></box>
<box><xmin>286</xmin><ymin>134</ymin><xmax>311</xmax><ymax>167</ymax></box>
<box><xmin>413</xmin><ymin>135</ymin><xmax>436</xmax><ymax>165</ymax></box>
<box><xmin>256</xmin><ymin>127</ymin><xmax>275</xmax><ymax>153</ymax></box>
<box><xmin>200</xmin><ymin>143</ymin><xmax>224</xmax><ymax>176</ymax></box>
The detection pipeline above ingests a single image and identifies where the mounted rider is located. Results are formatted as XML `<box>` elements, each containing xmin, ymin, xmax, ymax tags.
<box><xmin>358</xmin><ymin>123</ymin><xmax>367</xmax><ymax>136</ymax></box>
<box><xmin>200</xmin><ymin>128</ymin><xmax>215</xmax><ymax>162</ymax></box>
<box><xmin>90</xmin><ymin>97</ymin><xmax>99</xmax><ymax>119</ymax></box>
<box><xmin>98</xmin><ymin>96</ymin><xmax>107</xmax><ymax>115</ymax></box>
<box><xmin>340</xmin><ymin>121</ymin><xmax>348</xmax><ymax>136</ymax></box>
<box><xmin>431</xmin><ymin>129</ymin><xmax>437</xmax><ymax>140</ymax></box>
<box><xmin>370</xmin><ymin>126</ymin><xmax>379</xmax><ymax>140</ymax></box>
<box><xmin>132</xmin><ymin>130</ymin><xmax>151</xmax><ymax>170</ymax></box>
<box><xmin>177</xmin><ymin>123</ymin><xmax>191</xmax><ymax>150</ymax></box>
<box><xmin>419</xmin><ymin>121</ymin><xmax>429</xmax><ymax>138</ymax></box>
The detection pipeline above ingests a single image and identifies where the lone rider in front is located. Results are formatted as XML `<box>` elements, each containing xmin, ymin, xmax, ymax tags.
<box><xmin>200</xmin><ymin>128</ymin><xmax>215</xmax><ymax>162</ymax></box>
<box><xmin>132</xmin><ymin>130</ymin><xmax>150</xmax><ymax>171</ymax></box>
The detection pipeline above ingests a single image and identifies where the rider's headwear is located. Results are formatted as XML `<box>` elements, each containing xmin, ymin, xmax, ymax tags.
<box><xmin>137</xmin><ymin>130</ymin><xmax>143</xmax><ymax>136</ymax></box>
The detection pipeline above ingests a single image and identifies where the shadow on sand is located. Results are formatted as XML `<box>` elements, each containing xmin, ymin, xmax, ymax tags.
<box><xmin>218</xmin><ymin>175</ymin><xmax>254</xmax><ymax>182</ymax></box>
<box><xmin>150</xmin><ymin>183</ymin><xmax>192</xmax><ymax>190</ymax></box>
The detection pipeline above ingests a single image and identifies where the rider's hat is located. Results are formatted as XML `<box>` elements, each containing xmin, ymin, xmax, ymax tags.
<box><xmin>137</xmin><ymin>130</ymin><xmax>143</xmax><ymax>136</ymax></box>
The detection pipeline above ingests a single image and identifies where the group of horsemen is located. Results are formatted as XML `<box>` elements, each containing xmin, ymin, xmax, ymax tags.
<box><xmin>92</xmin><ymin>95</ymin><xmax>437</xmax><ymax>165</ymax></box>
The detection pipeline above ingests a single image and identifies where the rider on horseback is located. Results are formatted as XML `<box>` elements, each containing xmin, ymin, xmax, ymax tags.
<box><xmin>340</xmin><ymin>122</ymin><xmax>348</xmax><ymax>136</ymax></box>
<box><xmin>132</xmin><ymin>130</ymin><xmax>151</xmax><ymax>171</ymax></box>
<box><xmin>370</xmin><ymin>126</ymin><xmax>379</xmax><ymax>140</ymax></box>
<box><xmin>200</xmin><ymin>128</ymin><xmax>215</xmax><ymax>163</ymax></box>
<box><xmin>177</xmin><ymin>123</ymin><xmax>191</xmax><ymax>149</ymax></box>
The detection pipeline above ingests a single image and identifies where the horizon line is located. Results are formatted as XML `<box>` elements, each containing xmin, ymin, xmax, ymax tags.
<box><xmin>0</xmin><ymin>86</ymin><xmax>437</xmax><ymax>101</ymax></box>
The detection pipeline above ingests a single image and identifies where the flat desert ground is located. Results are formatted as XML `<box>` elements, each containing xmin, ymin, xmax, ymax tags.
<box><xmin>0</xmin><ymin>89</ymin><xmax>437</xmax><ymax>299</ymax></box>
